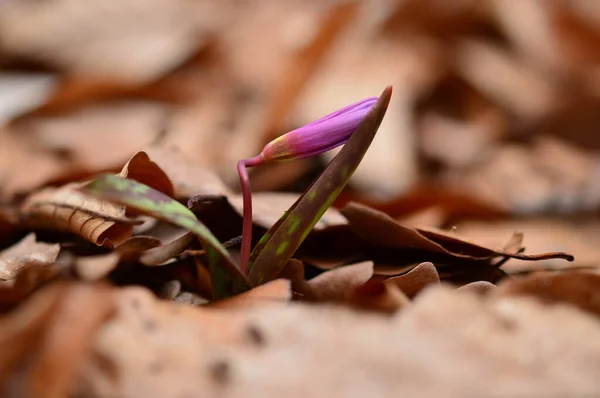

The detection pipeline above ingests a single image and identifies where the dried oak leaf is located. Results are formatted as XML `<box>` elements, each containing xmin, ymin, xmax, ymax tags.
<box><xmin>280</xmin><ymin>259</ymin><xmax>374</xmax><ymax>302</ymax></box>
<box><xmin>456</xmin><ymin>281</ymin><xmax>497</xmax><ymax>295</ymax></box>
<box><xmin>207</xmin><ymin>279</ymin><xmax>292</xmax><ymax>310</ymax></box>
<box><xmin>19</xmin><ymin>151</ymin><xmax>174</xmax><ymax>248</ymax></box>
<box><xmin>20</xmin><ymin>182</ymin><xmax>137</xmax><ymax>248</ymax></box>
<box><xmin>385</xmin><ymin>261</ymin><xmax>440</xmax><ymax>298</ymax></box>
<box><xmin>228</xmin><ymin>191</ymin><xmax>347</xmax><ymax>231</ymax></box>
<box><xmin>77</xmin><ymin>285</ymin><xmax>600</xmax><ymax>397</ymax></box>
<box><xmin>0</xmin><ymin>233</ymin><xmax>59</xmax><ymax>282</ymax></box>
<box><xmin>144</xmin><ymin>146</ymin><xmax>232</xmax><ymax>199</ymax></box>
<box><xmin>0</xmin><ymin>0</ymin><xmax>213</xmax><ymax>83</ymax></box>
<box><xmin>341</xmin><ymin>202</ymin><xmax>574</xmax><ymax>262</ymax></box>
<box><xmin>0</xmin><ymin>282</ymin><xmax>114</xmax><ymax>398</ymax></box>
<box><xmin>495</xmin><ymin>271</ymin><xmax>600</xmax><ymax>317</ymax></box>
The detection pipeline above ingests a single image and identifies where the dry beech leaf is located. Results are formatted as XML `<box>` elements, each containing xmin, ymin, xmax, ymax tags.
<box><xmin>228</xmin><ymin>192</ymin><xmax>348</xmax><ymax>231</ymax></box>
<box><xmin>0</xmin><ymin>283</ymin><xmax>64</xmax><ymax>390</ymax></box>
<box><xmin>12</xmin><ymin>101</ymin><xmax>167</xmax><ymax>173</ymax></box>
<box><xmin>207</xmin><ymin>279</ymin><xmax>292</xmax><ymax>310</ymax></box>
<box><xmin>19</xmin><ymin>151</ymin><xmax>176</xmax><ymax>248</ymax></box>
<box><xmin>74</xmin><ymin>253</ymin><xmax>121</xmax><ymax>282</ymax></box>
<box><xmin>348</xmin><ymin>280</ymin><xmax>410</xmax><ymax>313</ymax></box>
<box><xmin>119</xmin><ymin>151</ymin><xmax>174</xmax><ymax>199</ymax></box>
<box><xmin>280</xmin><ymin>260</ymin><xmax>374</xmax><ymax>303</ymax></box>
<box><xmin>12</xmin><ymin>283</ymin><xmax>114</xmax><ymax>398</ymax></box>
<box><xmin>144</xmin><ymin>146</ymin><xmax>232</xmax><ymax>199</ymax></box>
<box><xmin>0</xmin><ymin>233</ymin><xmax>60</xmax><ymax>282</ymax></box>
<box><xmin>385</xmin><ymin>262</ymin><xmax>440</xmax><ymax>298</ymax></box>
<box><xmin>457</xmin><ymin>281</ymin><xmax>497</xmax><ymax>295</ymax></box>
<box><xmin>495</xmin><ymin>271</ymin><xmax>600</xmax><ymax>317</ymax></box>
<box><xmin>0</xmin><ymin>282</ymin><xmax>114</xmax><ymax>398</ymax></box>
<box><xmin>0</xmin><ymin>0</ymin><xmax>214</xmax><ymax>83</ymax></box>
<box><xmin>20</xmin><ymin>182</ymin><xmax>137</xmax><ymax>249</ymax></box>
<box><xmin>77</xmin><ymin>285</ymin><xmax>600</xmax><ymax>397</ymax></box>
<box><xmin>139</xmin><ymin>232</ymin><xmax>196</xmax><ymax>266</ymax></box>
<box><xmin>341</xmin><ymin>202</ymin><xmax>574</xmax><ymax>262</ymax></box>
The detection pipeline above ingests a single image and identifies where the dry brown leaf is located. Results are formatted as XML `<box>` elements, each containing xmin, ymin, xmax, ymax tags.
<box><xmin>139</xmin><ymin>232</ymin><xmax>196</xmax><ymax>266</ymax></box>
<box><xmin>455</xmin><ymin>218</ymin><xmax>600</xmax><ymax>272</ymax></box>
<box><xmin>74</xmin><ymin>284</ymin><xmax>600</xmax><ymax>397</ymax></box>
<box><xmin>20</xmin><ymin>182</ymin><xmax>137</xmax><ymax>248</ymax></box>
<box><xmin>0</xmin><ymin>0</ymin><xmax>215</xmax><ymax>83</ymax></box>
<box><xmin>119</xmin><ymin>151</ymin><xmax>174</xmax><ymax>199</ymax></box>
<box><xmin>456</xmin><ymin>280</ymin><xmax>497</xmax><ymax>295</ymax></box>
<box><xmin>74</xmin><ymin>253</ymin><xmax>121</xmax><ymax>282</ymax></box>
<box><xmin>0</xmin><ymin>283</ymin><xmax>64</xmax><ymax>390</ymax></box>
<box><xmin>0</xmin><ymin>233</ymin><xmax>60</xmax><ymax>282</ymax></box>
<box><xmin>229</xmin><ymin>191</ymin><xmax>347</xmax><ymax>231</ymax></box>
<box><xmin>280</xmin><ymin>260</ymin><xmax>374</xmax><ymax>303</ymax></box>
<box><xmin>385</xmin><ymin>261</ymin><xmax>440</xmax><ymax>298</ymax></box>
<box><xmin>11</xmin><ymin>101</ymin><xmax>168</xmax><ymax>173</ymax></box>
<box><xmin>348</xmin><ymin>280</ymin><xmax>410</xmax><ymax>313</ymax></box>
<box><xmin>144</xmin><ymin>146</ymin><xmax>232</xmax><ymax>199</ymax></box>
<box><xmin>342</xmin><ymin>202</ymin><xmax>574</xmax><ymax>262</ymax></box>
<box><xmin>207</xmin><ymin>279</ymin><xmax>292</xmax><ymax>310</ymax></box>
<box><xmin>0</xmin><ymin>282</ymin><xmax>114</xmax><ymax>398</ymax></box>
<box><xmin>495</xmin><ymin>271</ymin><xmax>600</xmax><ymax>317</ymax></box>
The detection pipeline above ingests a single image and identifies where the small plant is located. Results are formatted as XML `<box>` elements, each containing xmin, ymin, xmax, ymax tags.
<box><xmin>81</xmin><ymin>86</ymin><xmax>392</xmax><ymax>299</ymax></box>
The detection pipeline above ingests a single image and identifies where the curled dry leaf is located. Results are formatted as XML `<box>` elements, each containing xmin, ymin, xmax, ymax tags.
<box><xmin>19</xmin><ymin>151</ymin><xmax>175</xmax><ymax>249</ymax></box>
<box><xmin>495</xmin><ymin>271</ymin><xmax>600</xmax><ymax>317</ymax></box>
<box><xmin>20</xmin><ymin>182</ymin><xmax>137</xmax><ymax>248</ymax></box>
<box><xmin>138</xmin><ymin>232</ymin><xmax>196</xmax><ymax>266</ymax></box>
<box><xmin>385</xmin><ymin>261</ymin><xmax>440</xmax><ymax>298</ymax></box>
<box><xmin>0</xmin><ymin>233</ymin><xmax>60</xmax><ymax>282</ymax></box>
<box><xmin>280</xmin><ymin>260</ymin><xmax>374</xmax><ymax>303</ymax></box>
<box><xmin>118</xmin><ymin>151</ymin><xmax>174</xmax><ymax>200</ymax></box>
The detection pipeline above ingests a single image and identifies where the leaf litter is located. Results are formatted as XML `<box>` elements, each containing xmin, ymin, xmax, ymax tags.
<box><xmin>2</xmin><ymin>0</ymin><xmax>600</xmax><ymax>396</ymax></box>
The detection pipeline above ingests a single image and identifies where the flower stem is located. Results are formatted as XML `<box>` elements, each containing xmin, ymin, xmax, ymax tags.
<box><xmin>237</xmin><ymin>155</ymin><xmax>265</xmax><ymax>274</ymax></box>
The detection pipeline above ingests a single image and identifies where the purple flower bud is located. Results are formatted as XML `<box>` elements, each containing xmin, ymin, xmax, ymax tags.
<box><xmin>260</xmin><ymin>96</ymin><xmax>378</xmax><ymax>162</ymax></box>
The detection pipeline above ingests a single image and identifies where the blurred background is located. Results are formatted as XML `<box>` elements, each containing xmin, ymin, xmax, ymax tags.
<box><xmin>2</xmin><ymin>0</ymin><xmax>600</xmax><ymax>271</ymax></box>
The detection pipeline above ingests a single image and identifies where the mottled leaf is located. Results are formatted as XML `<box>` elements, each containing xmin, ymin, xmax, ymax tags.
<box><xmin>248</xmin><ymin>86</ymin><xmax>392</xmax><ymax>285</ymax></box>
<box><xmin>80</xmin><ymin>174</ymin><xmax>250</xmax><ymax>298</ymax></box>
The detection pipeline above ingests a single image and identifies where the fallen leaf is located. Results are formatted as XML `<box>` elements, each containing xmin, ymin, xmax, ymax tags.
<box><xmin>74</xmin><ymin>252</ymin><xmax>121</xmax><ymax>282</ymax></box>
<box><xmin>0</xmin><ymin>233</ymin><xmax>60</xmax><ymax>282</ymax></box>
<box><xmin>144</xmin><ymin>146</ymin><xmax>232</xmax><ymax>199</ymax></box>
<box><xmin>118</xmin><ymin>151</ymin><xmax>174</xmax><ymax>199</ymax></box>
<box><xmin>208</xmin><ymin>279</ymin><xmax>292</xmax><ymax>309</ymax></box>
<box><xmin>495</xmin><ymin>271</ymin><xmax>600</xmax><ymax>317</ymax></box>
<box><xmin>139</xmin><ymin>232</ymin><xmax>196</xmax><ymax>266</ymax></box>
<box><xmin>76</xmin><ymin>285</ymin><xmax>600</xmax><ymax>397</ymax></box>
<box><xmin>0</xmin><ymin>282</ymin><xmax>114</xmax><ymax>398</ymax></box>
<box><xmin>280</xmin><ymin>260</ymin><xmax>374</xmax><ymax>303</ymax></box>
<box><xmin>456</xmin><ymin>281</ymin><xmax>497</xmax><ymax>295</ymax></box>
<box><xmin>342</xmin><ymin>202</ymin><xmax>574</xmax><ymax>262</ymax></box>
<box><xmin>0</xmin><ymin>0</ymin><xmax>213</xmax><ymax>83</ymax></box>
<box><xmin>385</xmin><ymin>262</ymin><xmax>440</xmax><ymax>298</ymax></box>
<box><xmin>20</xmin><ymin>182</ymin><xmax>138</xmax><ymax>248</ymax></box>
<box><xmin>228</xmin><ymin>191</ymin><xmax>347</xmax><ymax>231</ymax></box>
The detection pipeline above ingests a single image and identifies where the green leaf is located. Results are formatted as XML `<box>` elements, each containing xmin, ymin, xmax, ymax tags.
<box><xmin>80</xmin><ymin>174</ymin><xmax>250</xmax><ymax>299</ymax></box>
<box><xmin>248</xmin><ymin>86</ymin><xmax>392</xmax><ymax>285</ymax></box>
